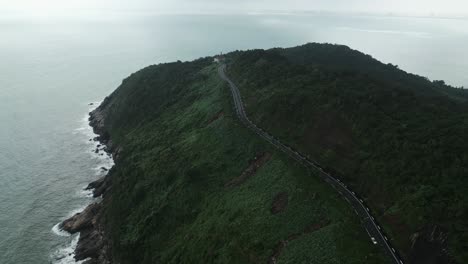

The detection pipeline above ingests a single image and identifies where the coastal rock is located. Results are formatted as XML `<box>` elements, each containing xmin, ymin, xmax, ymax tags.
<box><xmin>86</xmin><ymin>177</ymin><xmax>106</xmax><ymax>191</ymax></box>
<box><xmin>78</xmin><ymin>101</ymin><xmax>113</xmax><ymax>263</ymax></box>
<box><xmin>106</xmin><ymin>140</ymin><xmax>114</xmax><ymax>151</ymax></box>
<box><xmin>93</xmin><ymin>176</ymin><xmax>111</xmax><ymax>198</ymax></box>
<box><xmin>60</xmin><ymin>203</ymin><xmax>101</xmax><ymax>234</ymax></box>
<box><xmin>82</xmin><ymin>257</ymin><xmax>109</xmax><ymax>264</ymax></box>
<box><xmin>85</xmin><ymin>174</ymin><xmax>111</xmax><ymax>198</ymax></box>
<box><xmin>60</xmin><ymin>202</ymin><xmax>109</xmax><ymax>263</ymax></box>
<box><xmin>89</xmin><ymin>107</ymin><xmax>110</xmax><ymax>145</ymax></box>
<box><xmin>112</xmin><ymin>146</ymin><xmax>122</xmax><ymax>161</ymax></box>
<box><xmin>75</xmin><ymin>227</ymin><xmax>103</xmax><ymax>261</ymax></box>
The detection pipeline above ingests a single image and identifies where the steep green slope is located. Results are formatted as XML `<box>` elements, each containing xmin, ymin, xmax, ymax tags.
<box><xmin>227</xmin><ymin>43</ymin><xmax>468</xmax><ymax>263</ymax></box>
<box><xmin>96</xmin><ymin>59</ymin><xmax>389</xmax><ymax>263</ymax></box>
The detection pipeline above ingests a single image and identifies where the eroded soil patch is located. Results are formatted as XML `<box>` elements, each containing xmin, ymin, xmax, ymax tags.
<box><xmin>225</xmin><ymin>152</ymin><xmax>271</xmax><ymax>187</ymax></box>
<box><xmin>207</xmin><ymin>110</ymin><xmax>224</xmax><ymax>125</ymax></box>
<box><xmin>271</xmin><ymin>192</ymin><xmax>289</xmax><ymax>214</ymax></box>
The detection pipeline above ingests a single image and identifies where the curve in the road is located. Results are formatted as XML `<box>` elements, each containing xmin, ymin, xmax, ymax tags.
<box><xmin>218</xmin><ymin>63</ymin><xmax>404</xmax><ymax>264</ymax></box>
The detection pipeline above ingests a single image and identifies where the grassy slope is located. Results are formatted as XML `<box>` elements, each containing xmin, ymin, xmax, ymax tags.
<box><xmin>98</xmin><ymin>59</ymin><xmax>390</xmax><ymax>263</ymax></box>
<box><xmin>226</xmin><ymin>43</ymin><xmax>468</xmax><ymax>262</ymax></box>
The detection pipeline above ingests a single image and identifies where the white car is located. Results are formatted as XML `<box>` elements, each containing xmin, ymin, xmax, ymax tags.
<box><xmin>371</xmin><ymin>237</ymin><xmax>378</xmax><ymax>244</ymax></box>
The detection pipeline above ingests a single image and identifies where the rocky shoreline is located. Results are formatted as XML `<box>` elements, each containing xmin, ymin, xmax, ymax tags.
<box><xmin>59</xmin><ymin>104</ymin><xmax>116</xmax><ymax>264</ymax></box>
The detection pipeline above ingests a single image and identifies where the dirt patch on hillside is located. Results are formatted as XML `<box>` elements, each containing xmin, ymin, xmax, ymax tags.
<box><xmin>207</xmin><ymin>110</ymin><xmax>224</xmax><ymax>125</ymax></box>
<box><xmin>271</xmin><ymin>192</ymin><xmax>289</xmax><ymax>214</ymax></box>
<box><xmin>268</xmin><ymin>219</ymin><xmax>331</xmax><ymax>264</ymax></box>
<box><xmin>225</xmin><ymin>152</ymin><xmax>271</xmax><ymax>187</ymax></box>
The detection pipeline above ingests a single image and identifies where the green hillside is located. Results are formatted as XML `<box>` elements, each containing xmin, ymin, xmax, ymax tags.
<box><xmin>94</xmin><ymin>43</ymin><xmax>467</xmax><ymax>264</ymax></box>
<box><xmin>227</xmin><ymin>43</ymin><xmax>468</xmax><ymax>263</ymax></box>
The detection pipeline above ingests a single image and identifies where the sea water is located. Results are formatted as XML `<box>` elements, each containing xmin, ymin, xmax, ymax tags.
<box><xmin>0</xmin><ymin>13</ymin><xmax>467</xmax><ymax>264</ymax></box>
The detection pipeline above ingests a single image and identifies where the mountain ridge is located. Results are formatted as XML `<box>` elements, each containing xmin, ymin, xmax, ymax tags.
<box><xmin>65</xmin><ymin>43</ymin><xmax>467</xmax><ymax>264</ymax></box>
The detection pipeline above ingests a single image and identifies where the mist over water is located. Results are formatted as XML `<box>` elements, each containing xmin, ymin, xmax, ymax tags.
<box><xmin>0</xmin><ymin>13</ymin><xmax>467</xmax><ymax>264</ymax></box>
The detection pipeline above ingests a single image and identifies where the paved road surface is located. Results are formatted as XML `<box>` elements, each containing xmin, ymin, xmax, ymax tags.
<box><xmin>218</xmin><ymin>63</ymin><xmax>404</xmax><ymax>264</ymax></box>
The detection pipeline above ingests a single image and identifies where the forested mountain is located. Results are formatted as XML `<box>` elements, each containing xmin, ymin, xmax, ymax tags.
<box><xmin>88</xmin><ymin>43</ymin><xmax>467</xmax><ymax>264</ymax></box>
<box><xmin>227</xmin><ymin>43</ymin><xmax>468</xmax><ymax>263</ymax></box>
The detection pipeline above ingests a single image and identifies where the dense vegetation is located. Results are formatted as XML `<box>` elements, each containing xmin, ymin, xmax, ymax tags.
<box><xmin>226</xmin><ymin>43</ymin><xmax>468</xmax><ymax>263</ymax></box>
<box><xmin>97</xmin><ymin>57</ymin><xmax>390</xmax><ymax>263</ymax></box>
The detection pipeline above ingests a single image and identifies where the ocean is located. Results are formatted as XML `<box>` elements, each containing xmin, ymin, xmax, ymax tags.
<box><xmin>0</xmin><ymin>13</ymin><xmax>467</xmax><ymax>264</ymax></box>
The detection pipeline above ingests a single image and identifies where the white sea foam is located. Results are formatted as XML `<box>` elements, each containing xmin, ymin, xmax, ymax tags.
<box><xmin>79</xmin><ymin>188</ymin><xmax>94</xmax><ymax>198</ymax></box>
<box><xmin>51</xmin><ymin>101</ymin><xmax>114</xmax><ymax>263</ymax></box>
<box><xmin>92</xmin><ymin>157</ymin><xmax>114</xmax><ymax>177</ymax></box>
<box><xmin>66</xmin><ymin>205</ymin><xmax>89</xmax><ymax>218</ymax></box>
<box><xmin>50</xmin><ymin>235</ymin><xmax>88</xmax><ymax>264</ymax></box>
<box><xmin>72</xmin><ymin>101</ymin><xmax>115</xmax><ymax>172</ymax></box>
<box><xmin>52</xmin><ymin>223</ymin><xmax>71</xmax><ymax>237</ymax></box>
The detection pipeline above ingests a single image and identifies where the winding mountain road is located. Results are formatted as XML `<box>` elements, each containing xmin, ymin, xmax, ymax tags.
<box><xmin>218</xmin><ymin>63</ymin><xmax>404</xmax><ymax>264</ymax></box>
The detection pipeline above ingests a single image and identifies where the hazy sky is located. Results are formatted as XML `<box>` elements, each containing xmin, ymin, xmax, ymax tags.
<box><xmin>1</xmin><ymin>0</ymin><xmax>467</xmax><ymax>16</ymax></box>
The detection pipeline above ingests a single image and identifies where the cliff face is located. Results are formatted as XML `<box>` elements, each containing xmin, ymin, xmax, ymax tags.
<box><xmin>58</xmin><ymin>104</ymin><xmax>116</xmax><ymax>264</ymax></box>
<box><xmin>72</xmin><ymin>44</ymin><xmax>467</xmax><ymax>264</ymax></box>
